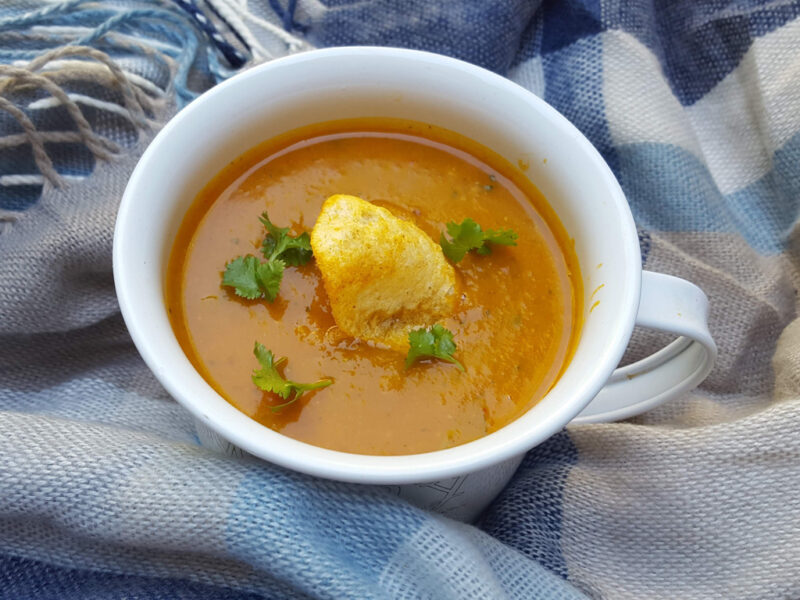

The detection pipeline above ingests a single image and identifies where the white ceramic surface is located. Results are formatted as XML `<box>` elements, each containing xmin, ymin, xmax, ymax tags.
<box><xmin>113</xmin><ymin>47</ymin><xmax>716</xmax><ymax>521</ymax></box>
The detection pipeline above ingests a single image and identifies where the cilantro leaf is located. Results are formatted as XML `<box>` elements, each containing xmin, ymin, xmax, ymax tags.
<box><xmin>252</xmin><ymin>342</ymin><xmax>333</xmax><ymax>411</ymax></box>
<box><xmin>259</xmin><ymin>212</ymin><xmax>313</xmax><ymax>266</ymax></box>
<box><xmin>439</xmin><ymin>218</ymin><xmax>484</xmax><ymax>263</ymax></box>
<box><xmin>222</xmin><ymin>212</ymin><xmax>313</xmax><ymax>302</ymax></box>
<box><xmin>222</xmin><ymin>255</ymin><xmax>285</xmax><ymax>301</ymax></box>
<box><xmin>279</xmin><ymin>232</ymin><xmax>313</xmax><ymax>266</ymax></box>
<box><xmin>255</xmin><ymin>259</ymin><xmax>285</xmax><ymax>302</ymax></box>
<box><xmin>405</xmin><ymin>324</ymin><xmax>464</xmax><ymax>371</ymax></box>
<box><xmin>483</xmin><ymin>228</ymin><xmax>518</xmax><ymax>247</ymax></box>
<box><xmin>439</xmin><ymin>218</ymin><xmax>518</xmax><ymax>263</ymax></box>
<box><xmin>222</xmin><ymin>255</ymin><xmax>263</xmax><ymax>300</ymax></box>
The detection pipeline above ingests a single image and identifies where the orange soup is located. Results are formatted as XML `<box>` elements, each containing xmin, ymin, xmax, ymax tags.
<box><xmin>167</xmin><ymin>119</ymin><xmax>581</xmax><ymax>455</ymax></box>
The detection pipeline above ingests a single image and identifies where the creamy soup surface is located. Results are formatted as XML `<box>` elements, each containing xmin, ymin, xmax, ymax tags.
<box><xmin>167</xmin><ymin>119</ymin><xmax>581</xmax><ymax>455</ymax></box>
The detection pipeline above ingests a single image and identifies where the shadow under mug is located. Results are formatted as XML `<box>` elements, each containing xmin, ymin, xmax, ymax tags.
<box><xmin>113</xmin><ymin>47</ymin><xmax>717</xmax><ymax>522</ymax></box>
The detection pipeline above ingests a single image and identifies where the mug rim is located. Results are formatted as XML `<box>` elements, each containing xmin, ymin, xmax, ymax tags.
<box><xmin>113</xmin><ymin>46</ymin><xmax>641</xmax><ymax>484</ymax></box>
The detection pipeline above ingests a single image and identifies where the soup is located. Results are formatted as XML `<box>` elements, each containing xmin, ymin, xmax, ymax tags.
<box><xmin>166</xmin><ymin>119</ymin><xmax>581</xmax><ymax>455</ymax></box>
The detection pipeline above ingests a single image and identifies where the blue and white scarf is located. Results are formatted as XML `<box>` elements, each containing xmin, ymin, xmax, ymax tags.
<box><xmin>1</xmin><ymin>1</ymin><xmax>799</xmax><ymax>598</ymax></box>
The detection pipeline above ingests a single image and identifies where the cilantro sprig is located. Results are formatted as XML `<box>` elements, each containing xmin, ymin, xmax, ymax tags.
<box><xmin>405</xmin><ymin>324</ymin><xmax>464</xmax><ymax>372</ymax></box>
<box><xmin>252</xmin><ymin>342</ymin><xmax>332</xmax><ymax>411</ymax></box>
<box><xmin>222</xmin><ymin>211</ymin><xmax>312</xmax><ymax>302</ymax></box>
<box><xmin>222</xmin><ymin>255</ymin><xmax>283</xmax><ymax>301</ymax></box>
<box><xmin>259</xmin><ymin>212</ymin><xmax>313</xmax><ymax>266</ymax></box>
<box><xmin>439</xmin><ymin>218</ymin><xmax>518</xmax><ymax>263</ymax></box>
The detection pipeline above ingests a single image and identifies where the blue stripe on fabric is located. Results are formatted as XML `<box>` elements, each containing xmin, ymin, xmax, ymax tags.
<box><xmin>283</xmin><ymin>0</ymin><xmax>308</xmax><ymax>33</ymax></box>
<box><xmin>170</xmin><ymin>0</ymin><xmax>247</xmax><ymax>67</ymax></box>
<box><xmin>226</xmin><ymin>469</ymin><xmax>424</xmax><ymax>595</ymax></box>
<box><xmin>0</xmin><ymin>151</ymin><xmax>42</xmax><ymax>212</ymax></box>
<box><xmin>541</xmin><ymin>0</ymin><xmax>602</xmax><ymax>54</ymax></box>
<box><xmin>308</xmin><ymin>0</ymin><xmax>537</xmax><ymax>74</ymax></box>
<box><xmin>268</xmin><ymin>0</ymin><xmax>306</xmax><ymax>33</ymax></box>
<box><xmin>0</xmin><ymin>186</ymin><xmax>40</xmax><ymax>211</ymax></box>
<box><xmin>510</xmin><ymin>8</ymin><xmax>543</xmax><ymax>67</ymax></box>
<box><xmin>616</xmin><ymin>133</ymin><xmax>800</xmax><ymax>254</ymax></box>
<box><xmin>726</xmin><ymin>133</ymin><xmax>800</xmax><ymax>253</ymax></box>
<box><xmin>478</xmin><ymin>430</ymin><xmax>579</xmax><ymax>579</ymax></box>
<box><xmin>602</xmin><ymin>0</ymin><xmax>797</xmax><ymax>105</ymax></box>
<box><xmin>0</xmin><ymin>554</ymin><xmax>264</xmax><ymax>600</ymax></box>
<box><xmin>516</xmin><ymin>1</ymin><xmax>798</xmax><ymax>105</ymax></box>
<box><xmin>616</xmin><ymin>142</ymin><xmax>724</xmax><ymax>233</ymax></box>
<box><xmin>0</xmin><ymin>140</ymin><xmax>40</xmax><ymax>211</ymax></box>
<box><xmin>542</xmin><ymin>33</ymin><xmax>620</xmax><ymax>175</ymax></box>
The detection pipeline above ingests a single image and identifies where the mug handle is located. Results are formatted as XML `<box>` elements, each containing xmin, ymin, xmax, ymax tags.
<box><xmin>572</xmin><ymin>271</ymin><xmax>717</xmax><ymax>424</ymax></box>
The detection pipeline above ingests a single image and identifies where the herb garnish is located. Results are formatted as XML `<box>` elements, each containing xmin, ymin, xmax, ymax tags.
<box><xmin>222</xmin><ymin>255</ymin><xmax>282</xmax><ymax>301</ymax></box>
<box><xmin>439</xmin><ymin>218</ymin><xmax>518</xmax><ymax>263</ymax></box>
<box><xmin>252</xmin><ymin>342</ymin><xmax>332</xmax><ymax>411</ymax></box>
<box><xmin>405</xmin><ymin>324</ymin><xmax>464</xmax><ymax>371</ymax></box>
<box><xmin>259</xmin><ymin>212</ymin><xmax>313</xmax><ymax>266</ymax></box>
<box><xmin>222</xmin><ymin>211</ymin><xmax>312</xmax><ymax>301</ymax></box>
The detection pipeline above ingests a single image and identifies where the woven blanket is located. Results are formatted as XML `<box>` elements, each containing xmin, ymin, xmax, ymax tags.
<box><xmin>1</xmin><ymin>1</ymin><xmax>799</xmax><ymax>598</ymax></box>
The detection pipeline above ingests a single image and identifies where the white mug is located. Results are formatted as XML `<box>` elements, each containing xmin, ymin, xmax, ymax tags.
<box><xmin>114</xmin><ymin>47</ymin><xmax>716</xmax><ymax>522</ymax></box>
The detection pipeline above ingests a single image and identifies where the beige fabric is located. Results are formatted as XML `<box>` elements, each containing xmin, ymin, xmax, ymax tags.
<box><xmin>555</xmin><ymin>226</ymin><xmax>800</xmax><ymax>599</ymax></box>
